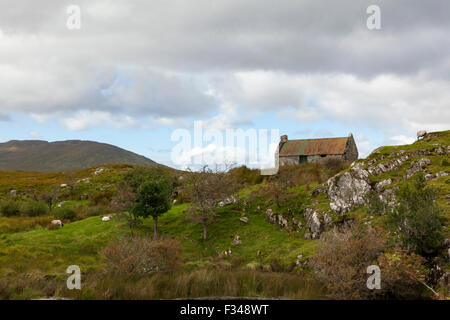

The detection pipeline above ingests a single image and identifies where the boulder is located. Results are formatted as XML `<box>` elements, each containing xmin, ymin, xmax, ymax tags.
<box><xmin>327</xmin><ymin>167</ymin><xmax>371</xmax><ymax>213</ymax></box>
<box><xmin>374</xmin><ymin>178</ymin><xmax>392</xmax><ymax>193</ymax></box>
<box><xmin>406</xmin><ymin>158</ymin><xmax>431</xmax><ymax>178</ymax></box>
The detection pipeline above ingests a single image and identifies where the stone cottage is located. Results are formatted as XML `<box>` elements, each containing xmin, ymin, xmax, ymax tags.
<box><xmin>278</xmin><ymin>134</ymin><xmax>358</xmax><ymax>166</ymax></box>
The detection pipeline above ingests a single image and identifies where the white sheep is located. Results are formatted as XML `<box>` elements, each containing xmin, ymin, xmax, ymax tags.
<box><xmin>51</xmin><ymin>220</ymin><xmax>64</xmax><ymax>227</ymax></box>
<box><xmin>101</xmin><ymin>215</ymin><xmax>113</xmax><ymax>222</ymax></box>
<box><xmin>417</xmin><ymin>130</ymin><xmax>427</xmax><ymax>140</ymax></box>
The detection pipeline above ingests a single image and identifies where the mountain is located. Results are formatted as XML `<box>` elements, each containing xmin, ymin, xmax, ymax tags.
<box><xmin>0</xmin><ymin>140</ymin><xmax>159</xmax><ymax>172</ymax></box>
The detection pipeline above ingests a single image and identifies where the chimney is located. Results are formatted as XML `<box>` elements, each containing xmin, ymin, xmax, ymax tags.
<box><xmin>280</xmin><ymin>135</ymin><xmax>288</xmax><ymax>143</ymax></box>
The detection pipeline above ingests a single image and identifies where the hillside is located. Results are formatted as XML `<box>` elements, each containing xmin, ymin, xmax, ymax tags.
<box><xmin>0</xmin><ymin>140</ymin><xmax>159</xmax><ymax>172</ymax></box>
<box><xmin>0</xmin><ymin>130</ymin><xmax>448</xmax><ymax>299</ymax></box>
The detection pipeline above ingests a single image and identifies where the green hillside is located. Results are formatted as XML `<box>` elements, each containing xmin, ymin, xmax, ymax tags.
<box><xmin>0</xmin><ymin>130</ymin><xmax>448</xmax><ymax>300</ymax></box>
<box><xmin>0</xmin><ymin>140</ymin><xmax>159</xmax><ymax>172</ymax></box>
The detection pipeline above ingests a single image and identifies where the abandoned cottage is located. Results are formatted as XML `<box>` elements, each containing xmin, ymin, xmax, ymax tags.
<box><xmin>278</xmin><ymin>134</ymin><xmax>358</xmax><ymax>166</ymax></box>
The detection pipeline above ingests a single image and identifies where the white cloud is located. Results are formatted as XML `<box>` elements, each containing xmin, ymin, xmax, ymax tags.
<box><xmin>61</xmin><ymin>111</ymin><xmax>139</xmax><ymax>131</ymax></box>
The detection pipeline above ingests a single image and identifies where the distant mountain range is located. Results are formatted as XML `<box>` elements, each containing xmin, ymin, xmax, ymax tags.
<box><xmin>0</xmin><ymin>140</ymin><xmax>159</xmax><ymax>173</ymax></box>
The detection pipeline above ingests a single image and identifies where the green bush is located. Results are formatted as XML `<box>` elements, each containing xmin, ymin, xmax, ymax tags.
<box><xmin>441</xmin><ymin>159</ymin><xmax>450</xmax><ymax>166</ymax></box>
<box><xmin>83</xmin><ymin>205</ymin><xmax>105</xmax><ymax>217</ymax></box>
<box><xmin>387</xmin><ymin>173</ymin><xmax>445</xmax><ymax>257</ymax></box>
<box><xmin>53</xmin><ymin>207</ymin><xmax>76</xmax><ymax>220</ymax></box>
<box><xmin>0</xmin><ymin>200</ymin><xmax>21</xmax><ymax>217</ymax></box>
<box><xmin>21</xmin><ymin>201</ymin><xmax>49</xmax><ymax>217</ymax></box>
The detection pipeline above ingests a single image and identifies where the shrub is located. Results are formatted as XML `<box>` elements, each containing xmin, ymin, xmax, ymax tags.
<box><xmin>387</xmin><ymin>173</ymin><xmax>445</xmax><ymax>257</ymax></box>
<box><xmin>0</xmin><ymin>200</ymin><xmax>20</xmax><ymax>217</ymax></box>
<box><xmin>441</xmin><ymin>159</ymin><xmax>450</xmax><ymax>166</ymax></box>
<box><xmin>82</xmin><ymin>205</ymin><xmax>105</xmax><ymax>217</ymax></box>
<box><xmin>90</xmin><ymin>190</ymin><xmax>114</xmax><ymax>206</ymax></box>
<box><xmin>310</xmin><ymin>225</ymin><xmax>427</xmax><ymax>299</ymax></box>
<box><xmin>21</xmin><ymin>201</ymin><xmax>49</xmax><ymax>217</ymax></box>
<box><xmin>365</xmin><ymin>191</ymin><xmax>389</xmax><ymax>215</ymax></box>
<box><xmin>102</xmin><ymin>236</ymin><xmax>182</xmax><ymax>275</ymax></box>
<box><xmin>53</xmin><ymin>206</ymin><xmax>76</xmax><ymax>220</ymax></box>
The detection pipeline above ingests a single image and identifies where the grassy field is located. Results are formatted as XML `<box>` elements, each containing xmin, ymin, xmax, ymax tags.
<box><xmin>0</xmin><ymin>202</ymin><xmax>318</xmax><ymax>277</ymax></box>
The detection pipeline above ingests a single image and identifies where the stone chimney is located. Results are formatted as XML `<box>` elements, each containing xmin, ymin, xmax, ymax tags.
<box><xmin>280</xmin><ymin>135</ymin><xmax>288</xmax><ymax>143</ymax></box>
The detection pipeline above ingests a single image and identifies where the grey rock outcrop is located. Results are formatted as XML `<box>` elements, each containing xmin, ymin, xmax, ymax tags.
<box><xmin>327</xmin><ymin>167</ymin><xmax>371</xmax><ymax>214</ymax></box>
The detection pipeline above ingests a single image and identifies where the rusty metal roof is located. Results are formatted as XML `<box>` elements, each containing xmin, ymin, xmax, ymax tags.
<box><xmin>279</xmin><ymin>137</ymin><xmax>348</xmax><ymax>156</ymax></box>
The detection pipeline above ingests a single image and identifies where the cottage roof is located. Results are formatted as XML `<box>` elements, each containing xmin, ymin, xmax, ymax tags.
<box><xmin>279</xmin><ymin>137</ymin><xmax>349</xmax><ymax>156</ymax></box>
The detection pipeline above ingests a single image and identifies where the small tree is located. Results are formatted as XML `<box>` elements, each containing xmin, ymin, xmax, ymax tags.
<box><xmin>132</xmin><ymin>179</ymin><xmax>172</xmax><ymax>239</ymax></box>
<box><xmin>110</xmin><ymin>182</ymin><xmax>139</xmax><ymax>237</ymax></box>
<box><xmin>184</xmin><ymin>165</ymin><xmax>237</xmax><ymax>240</ymax></box>
<box><xmin>42</xmin><ymin>186</ymin><xmax>59</xmax><ymax>211</ymax></box>
<box><xmin>387</xmin><ymin>172</ymin><xmax>445</xmax><ymax>257</ymax></box>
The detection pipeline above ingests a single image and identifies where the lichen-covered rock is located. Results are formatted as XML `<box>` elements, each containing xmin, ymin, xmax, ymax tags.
<box><xmin>303</xmin><ymin>208</ymin><xmax>333</xmax><ymax>238</ymax></box>
<box><xmin>374</xmin><ymin>178</ymin><xmax>392</xmax><ymax>193</ymax></box>
<box><xmin>406</xmin><ymin>157</ymin><xmax>431</xmax><ymax>178</ymax></box>
<box><xmin>327</xmin><ymin>167</ymin><xmax>372</xmax><ymax>213</ymax></box>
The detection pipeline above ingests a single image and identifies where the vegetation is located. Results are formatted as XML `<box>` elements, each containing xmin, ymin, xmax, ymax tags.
<box><xmin>387</xmin><ymin>173</ymin><xmax>445</xmax><ymax>257</ymax></box>
<box><xmin>0</xmin><ymin>130</ymin><xmax>449</xmax><ymax>300</ymax></box>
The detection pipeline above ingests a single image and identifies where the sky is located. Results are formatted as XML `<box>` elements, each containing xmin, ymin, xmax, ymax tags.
<box><xmin>0</xmin><ymin>0</ymin><xmax>449</xmax><ymax>169</ymax></box>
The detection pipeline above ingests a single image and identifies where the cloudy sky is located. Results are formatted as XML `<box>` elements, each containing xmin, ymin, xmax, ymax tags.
<box><xmin>0</xmin><ymin>0</ymin><xmax>449</xmax><ymax>168</ymax></box>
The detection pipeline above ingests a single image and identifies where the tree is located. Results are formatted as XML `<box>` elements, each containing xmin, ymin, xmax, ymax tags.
<box><xmin>42</xmin><ymin>186</ymin><xmax>59</xmax><ymax>211</ymax></box>
<box><xmin>184</xmin><ymin>165</ymin><xmax>237</xmax><ymax>240</ymax></box>
<box><xmin>110</xmin><ymin>182</ymin><xmax>139</xmax><ymax>237</ymax></box>
<box><xmin>387</xmin><ymin>172</ymin><xmax>445</xmax><ymax>257</ymax></box>
<box><xmin>132</xmin><ymin>179</ymin><xmax>172</xmax><ymax>239</ymax></box>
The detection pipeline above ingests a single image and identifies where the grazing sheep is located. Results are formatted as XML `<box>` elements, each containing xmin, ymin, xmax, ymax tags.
<box><xmin>102</xmin><ymin>215</ymin><xmax>113</xmax><ymax>222</ymax></box>
<box><xmin>417</xmin><ymin>130</ymin><xmax>427</xmax><ymax>140</ymax></box>
<box><xmin>51</xmin><ymin>220</ymin><xmax>64</xmax><ymax>227</ymax></box>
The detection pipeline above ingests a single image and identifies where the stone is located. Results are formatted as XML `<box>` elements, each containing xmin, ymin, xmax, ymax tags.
<box><xmin>406</xmin><ymin>158</ymin><xmax>431</xmax><ymax>178</ymax></box>
<box><xmin>304</xmin><ymin>233</ymin><xmax>312</xmax><ymax>240</ymax></box>
<box><xmin>374</xmin><ymin>178</ymin><xmax>392</xmax><ymax>193</ymax></box>
<box><xmin>240</xmin><ymin>217</ymin><xmax>249</xmax><ymax>224</ymax></box>
<box><xmin>233</xmin><ymin>235</ymin><xmax>242</xmax><ymax>245</ymax></box>
<box><xmin>9</xmin><ymin>189</ymin><xmax>17</xmax><ymax>196</ymax></box>
<box><xmin>327</xmin><ymin>167</ymin><xmax>371</xmax><ymax>213</ymax></box>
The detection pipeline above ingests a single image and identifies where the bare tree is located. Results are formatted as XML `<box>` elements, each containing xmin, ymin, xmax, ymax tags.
<box><xmin>183</xmin><ymin>165</ymin><xmax>237</xmax><ymax>240</ymax></box>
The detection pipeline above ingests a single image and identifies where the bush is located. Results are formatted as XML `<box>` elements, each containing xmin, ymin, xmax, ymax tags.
<box><xmin>310</xmin><ymin>225</ymin><xmax>427</xmax><ymax>299</ymax></box>
<box><xmin>103</xmin><ymin>236</ymin><xmax>182</xmax><ymax>275</ymax></box>
<box><xmin>387</xmin><ymin>173</ymin><xmax>445</xmax><ymax>257</ymax></box>
<box><xmin>0</xmin><ymin>200</ymin><xmax>20</xmax><ymax>217</ymax></box>
<box><xmin>21</xmin><ymin>201</ymin><xmax>49</xmax><ymax>217</ymax></box>
<box><xmin>53</xmin><ymin>206</ymin><xmax>76</xmax><ymax>220</ymax></box>
<box><xmin>441</xmin><ymin>159</ymin><xmax>450</xmax><ymax>166</ymax></box>
<box><xmin>82</xmin><ymin>205</ymin><xmax>105</xmax><ymax>217</ymax></box>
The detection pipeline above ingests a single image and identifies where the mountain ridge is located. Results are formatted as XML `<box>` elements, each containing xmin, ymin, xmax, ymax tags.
<box><xmin>0</xmin><ymin>139</ymin><xmax>159</xmax><ymax>173</ymax></box>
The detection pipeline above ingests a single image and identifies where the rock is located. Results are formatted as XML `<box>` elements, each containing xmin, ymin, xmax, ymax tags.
<box><xmin>9</xmin><ymin>189</ymin><xmax>17</xmax><ymax>196</ymax></box>
<box><xmin>312</xmin><ymin>184</ymin><xmax>327</xmax><ymax>196</ymax></box>
<box><xmin>240</xmin><ymin>217</ymin><xmax>249</xmax><ymax>224</ymax></box>
<box><xmin>60</xmin><ymin>184</ymin><xmax>68</xmax><ymax>188</ymax></box>
<box><xmin>257</xmin><ymin>250</ymin><xmax>261</xmax><ymax>256</ymax></box>
<box><xmin>406</xmin><ymin>158</ymin><xmax>431</xmax><ymax>178</ymax></box>
<box><xmin>93</xmin><ymin>167</ymin><xmax>105</xmax><ymax>176</ymax></box>
<box><xmin>292</xmin><ymin>217</ymin><xmax>302</xmax><ymax>229</ymax></box>
<box><xmin>304</xmin><ymin>233</ymin><xmax>312</xmax><ymax>240</ymax></box>
<box><xmin>304</xmin><ymin>208</ymin><xmax>322</xmax><ymax>238</ymax></box>
<box><xmin>374</xmin><ymin>178</ymin><xmax>392</xmax><ymax>192</ymax></box>
<box><xmin>297</xmin><ymin>254</ymin><xmax>303</xmax><ymax>260</ymax></box>
<box><xmin>233</xmin><ymin>235</ymin><xmax>242</xmax><ymax>245</ymax></box>
<box><xmin>265</xmin><ymin>209</ymin><xmax>277</xmax><ymax>224</ymax></box>
<box><xmin>327</xmin><ymin>167</ymin><xmax>371</xmax><ymax>213</ymax></box>
<box><xmin>436</xmin><ymin>171</ymin><xmax>449</xmax><ymax>178</ymax></box>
